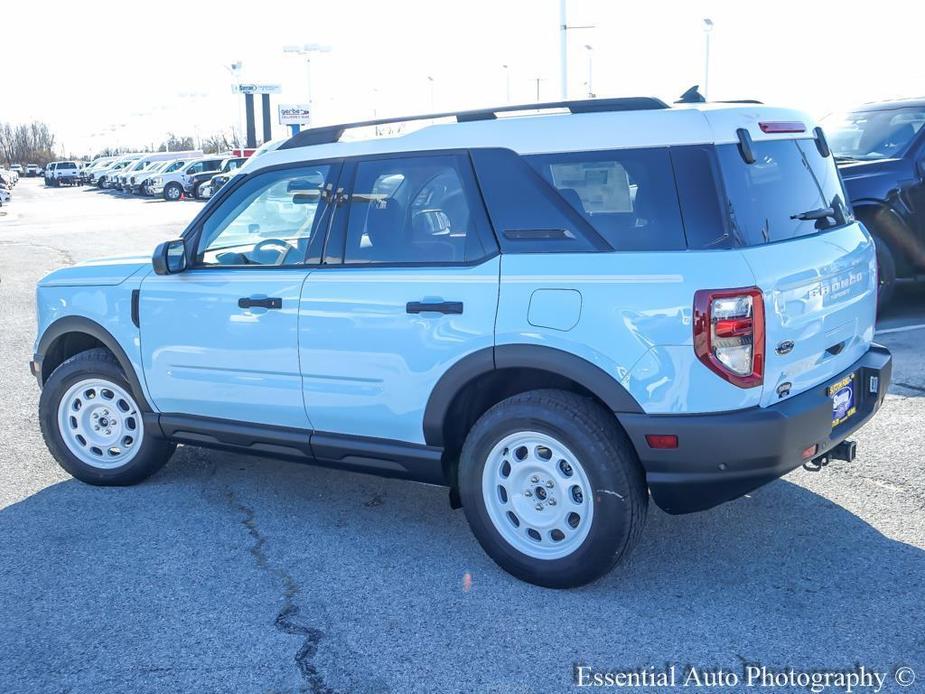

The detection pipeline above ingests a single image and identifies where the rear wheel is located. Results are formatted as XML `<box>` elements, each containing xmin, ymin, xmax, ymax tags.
<box><xmin>874</xmin><ymin>236</ymin><xmax>896</xmax><ymax>312</ymax></box>
<box><xmin>458</xmin><ymin>389</ymin><xmax>648</xmax><ymax>588</ymax></box>
<box><xmin>39</xmin><ymin>348</ymin><xmax>175</xmax><ymax>485</ymax></box>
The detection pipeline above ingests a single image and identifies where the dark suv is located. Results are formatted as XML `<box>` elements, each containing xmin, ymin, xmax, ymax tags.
<box><xmin>824</xmin><ymin>98</ymin><xmax>925</xmax><ymax>307</ymax></box>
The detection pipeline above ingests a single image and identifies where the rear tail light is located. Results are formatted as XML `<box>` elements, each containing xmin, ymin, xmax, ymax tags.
<box><xmin>693</xmin><ymin>288</ymin><xmax>765</xmax><ymax>389</ymax></box>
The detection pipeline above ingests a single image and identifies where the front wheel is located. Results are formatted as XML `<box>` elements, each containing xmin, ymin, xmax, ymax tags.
<box><xmin>458</xmin><ymin>389</ymin><xmax>648</xmax><ymax>588</ymax></box>
<box><xmin>163</xmin><ymin>182</ymin><xmax>182</xmax><ymax>201</ymax></box>
<box><xmin>39</xmin><ymin>348</ymin><xmax>175</xmax><ymax>485</ymax></box>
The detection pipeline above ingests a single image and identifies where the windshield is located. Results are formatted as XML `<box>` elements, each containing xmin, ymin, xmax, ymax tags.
<box><xmin>823</xmin><ymin>107</ymin><xmax>925</xmax><ymax>161</ymax></box>
<box><xmin>717</xmin><ymin>138</ymin><xmax>849</xmax><ymax>246</ymax></box>
<box><xmin>163</xmin><ymin>160</ymin><xmax>185</xmax><ymax>173</ymax></box>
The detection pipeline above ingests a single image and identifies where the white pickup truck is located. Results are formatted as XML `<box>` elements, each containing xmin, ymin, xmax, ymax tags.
<box><xmin>47</xmin><ymin>161</ymin><xmax>81</xmax><ymax>186</ymax></box>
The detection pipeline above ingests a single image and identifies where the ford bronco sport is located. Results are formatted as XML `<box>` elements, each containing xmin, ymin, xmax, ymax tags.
<box><xmin>32</xmin><ymin>98</ymin><xmax>892</xmax><ymax>587</ymax></box>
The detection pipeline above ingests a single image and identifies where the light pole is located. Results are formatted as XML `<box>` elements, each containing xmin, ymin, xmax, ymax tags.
<box><xmin>703</xmin><ymin>18</ymin><xmax>714</xmax><ymax>100</ymax></box>
<box><xmin>559</xmin><ymin>0</ymin><xmax>595</xmax><ymax>100</ymax></box>
<box><xmin>427</xmin><ymin>75</ymin><xmax>435</xmax><ymax>110</ymax></box>
<box><xmin>283</xmin><ymin>43</ymin><xmax>332</xmax><ymax>126</ymax></box>
<box><xmin>584</xmin><ymin>45</ymin><xmax>594</xmax><ymax>98</ymax></box>
<box><xmin>224</xmin><ymin>61</ymin><xmax>243</xmax><ymax>149</ymax></box>
<box><xmin>502</xmin><ymin>64</ymin><xmax>511</xmax><ymax>103</ymax></box>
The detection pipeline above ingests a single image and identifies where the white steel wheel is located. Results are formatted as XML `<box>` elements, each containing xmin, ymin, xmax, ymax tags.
<box><xmin>481</xmin><ymin>431</ymin><xmax>594</xmax><ymax>560</ymax></box>
<box><xmin>56</xmin><ymin>378</ymin><xmax>144</xmax><ymax>469</ymax></box>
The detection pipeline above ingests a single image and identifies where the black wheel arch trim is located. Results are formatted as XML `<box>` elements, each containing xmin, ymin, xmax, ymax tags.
<box><xmin>423</xmin><ymin>344</ymin><xmax>643</xmax><ymax>447</ymax></box>
<box><xmin>35</xmin><ymin>316</ymin><xmax>152</xmax><ymax>412</ymax></box>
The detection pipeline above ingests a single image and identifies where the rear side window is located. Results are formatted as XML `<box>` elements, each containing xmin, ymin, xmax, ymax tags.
<box><xmin>716</xmin><ymin>139</ymin><xmax>849</xmax><ymax>246</ymax></box>
<box><xmin>343</xmin><ymin>154</ymin><xmax>491</xmax><ymax>265</ymax></box>
<box><xmin>526</xmin><ymin>148</ymin><xmax>687</xmax><ymax>251</ymax></box>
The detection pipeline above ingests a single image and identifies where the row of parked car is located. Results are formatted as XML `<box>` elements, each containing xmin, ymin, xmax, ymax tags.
<box><xmin>0</xmin><ymin>164</ymin><xmax>20</xmax><ymax>206</ymax></box>
<box><xmin>43</xmin><ymin>150</ymin><xmax>259</xmax><ymax>201</ymax></box>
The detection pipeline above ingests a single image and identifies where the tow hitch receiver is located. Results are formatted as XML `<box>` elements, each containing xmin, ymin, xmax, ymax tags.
<box><xmin>804</xmin><ymin>440</ymin><xmax>857</xmax><ymax>471</ymax></box>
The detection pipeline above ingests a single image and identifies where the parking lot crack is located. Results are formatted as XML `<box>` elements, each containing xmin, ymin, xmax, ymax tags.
<box><xmin>0</xmin><ymin>239</ymin><xmax>74</xmax><ymax>266</ymax></box>
<box><xmin>225</xmin><ymin>490</ymin><xmax>333</xmax><ymax>694</ymax></box>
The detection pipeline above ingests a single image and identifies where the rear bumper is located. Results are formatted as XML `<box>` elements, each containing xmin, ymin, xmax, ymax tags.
<box><xmin>619</xmin><ymin>344</ymin><xmax>892</xmax><ymax>514</ymax></box>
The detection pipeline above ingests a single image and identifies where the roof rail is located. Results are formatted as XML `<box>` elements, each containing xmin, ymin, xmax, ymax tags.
<box><xmin>278</xmin><ymin>96</ymin><xmax>671</xmax><ymax>150</ymax></box>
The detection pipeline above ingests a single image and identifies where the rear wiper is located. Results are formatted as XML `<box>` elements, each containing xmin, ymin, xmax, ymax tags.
<box><xmin>791</xmin><ymin>207</ymin><xmax>836</xmax><ymax>221</ymax></box>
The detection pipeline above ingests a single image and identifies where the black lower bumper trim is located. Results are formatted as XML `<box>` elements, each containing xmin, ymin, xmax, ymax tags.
<box><xmin>619</xmin><ymin>344</ymin><xmax>892</xmax><ymax>514</ymax></box>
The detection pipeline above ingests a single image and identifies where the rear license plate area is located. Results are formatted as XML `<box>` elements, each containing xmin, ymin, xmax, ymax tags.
<box><xmin>828</xmin><ymin>373</ymin><xmax>857</xmax><ymax>428</ymax></box>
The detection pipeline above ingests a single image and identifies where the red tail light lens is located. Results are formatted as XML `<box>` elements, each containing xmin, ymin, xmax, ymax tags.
<box><xmin>693</xmin><ymin>288</ymin><xmax>765</xmax><ymax>389</ymax></box>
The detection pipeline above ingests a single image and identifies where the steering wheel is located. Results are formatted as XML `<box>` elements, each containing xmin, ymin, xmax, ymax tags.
<box><xmin>251</xmin><ymin>238</ymin><xmax>296</xmax><ymax>265</ymax></box>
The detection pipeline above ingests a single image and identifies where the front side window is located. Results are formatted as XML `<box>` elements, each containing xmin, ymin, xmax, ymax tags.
<box><xmin>716</xmin><ymin>138</ymin><xmax>849</xmax><ymax>246</ymax></box>
<box><xmin>196</xmin><ymin>165</ymin><xmax>334</xmax><ymax>267</ymax></box>
<box><xmin>823</xmin><ymin>107</ymin><xmax>925</xmax><ymax>161</ymax></box>
<box><xmin>526</xmin><ymin>148</ymin><xmax>687</xmax><ymax>251</ymax></box>
<box><xmin>343</xmin><ymin>154</ymin><xmax>488</xmax><ymax>264</ymax></box>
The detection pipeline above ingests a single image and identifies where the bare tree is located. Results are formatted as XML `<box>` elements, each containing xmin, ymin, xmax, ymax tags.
<box><xmin>201</xmin><ymin>131</ymin><xmax>234</xmax><ymax>155</ymax></box>
<box><xmin>0</xmin><ymin>120</ymin><xmax>56</xmax><ymax>165</ymax></box>
<box><xmin>157</xmin><ymin>134</ymin><xmax>195</xmax><ymax>153</ymax></box>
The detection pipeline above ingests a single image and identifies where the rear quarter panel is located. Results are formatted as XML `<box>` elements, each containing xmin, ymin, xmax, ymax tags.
<box><xmin>496</xmin><ymin>252</ymin><xmax>762</xmax><ymax>414</ymax></box>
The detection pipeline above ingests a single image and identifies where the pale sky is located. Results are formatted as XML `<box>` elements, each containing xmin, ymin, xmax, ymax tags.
<box><xmin>3</xmin><ymin>0</ymin><xmax>923</xmax><ymax>156</ymax></box>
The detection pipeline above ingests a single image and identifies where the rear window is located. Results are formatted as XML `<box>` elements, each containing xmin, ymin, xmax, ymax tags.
<box><xmin>59</xmin><ymin>162</ymin><xmax>78</xmax><ymax>170</ymax></box>
<box><xmin>526</xmin><ymin>148</ymin><xmax>687</xmax><ymax>251</ymax></box>
<box><xmin>716</xmin><ymin>139</ymin><xmax>849</xmax><ymax>246</ymax></box>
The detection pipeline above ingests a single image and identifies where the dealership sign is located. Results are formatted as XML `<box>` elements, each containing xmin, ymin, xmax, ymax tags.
<box><xmin>278</xmin><ymin>104</ymin><xmax>311</xmax><ymax>126</ymax></box>
<box><xmin>232</xmin><ymin>83</ymin><xmax>282</xmax><ymax>95</ymax></box>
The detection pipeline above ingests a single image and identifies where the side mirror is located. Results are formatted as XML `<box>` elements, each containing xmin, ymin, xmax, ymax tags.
<box><xmin>152</xmin><ymin>239</ymin><xmax>188</xmax><ymax>275</ymax></box>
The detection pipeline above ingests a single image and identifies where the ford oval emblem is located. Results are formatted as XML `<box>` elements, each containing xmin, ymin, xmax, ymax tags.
<box><xmin>776</xmin><ymin>340</ymin><xmax>795</xmax><ymax>355</ymax></box>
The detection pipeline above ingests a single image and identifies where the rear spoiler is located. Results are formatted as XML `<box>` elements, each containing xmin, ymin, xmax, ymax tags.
<box><xmin>735</xmin><ymin>125</ymin><xmax>832</xmax><ymax>164</ymax></box>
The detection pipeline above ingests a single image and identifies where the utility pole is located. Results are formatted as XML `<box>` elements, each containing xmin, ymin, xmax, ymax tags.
<box><xmin>532</xmin><ymin>77</ymin><xmax>546</xmax><ymax>102</ymax></box>
<box><xmin>502</xmin><ymin>64</ymin><xmax>511</xmax><ymax>103</ymax></box>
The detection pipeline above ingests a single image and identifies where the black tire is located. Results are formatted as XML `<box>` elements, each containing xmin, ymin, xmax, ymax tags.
<box><xmin>96</xmin><ymin>177</ymin><xmax>105</xmax><ymax>189</ymax></box>
<box><xmin>192</xmin><ymin>182</ymin><xmax>203</xmax><ymax>199</ymax></box>
<box><xmin>163</xmin><ymin>182</ymin><xmax>182</xmax><ymax>201</ymax></box>
<box><xmin>874</xmin><ymin>236</ymin><xmax>896</xmax><ymax>312</ymax></box>
<box><xmin>458</xmin><ymin>389</ymin><xmax>648</xmax><ymax>588</ymax></box>
<box><xmin>39</xmin><ymin>348</ymin><xmax>175</xmax><ymax>486</ymax></box>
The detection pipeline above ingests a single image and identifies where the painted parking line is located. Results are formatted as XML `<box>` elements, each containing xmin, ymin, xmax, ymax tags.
<box><xmin>876</xmin><ymin>323</ymin><xmax>925</xmax><ymax>335</ymax></box>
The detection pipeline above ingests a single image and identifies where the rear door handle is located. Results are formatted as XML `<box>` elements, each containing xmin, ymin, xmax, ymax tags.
<box><xmin>406</xmin><ymin>301</ymin><xmax>463</xmax><ymax>315</ymax></box>
<box><xmin>238</xmin><ymin>296</ymin><xmax>282</xmax><ymax>309</ymax></box>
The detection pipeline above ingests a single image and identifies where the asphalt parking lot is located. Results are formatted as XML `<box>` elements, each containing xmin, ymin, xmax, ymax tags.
<box><xmin>1</xmin><ymin>178</ymin><xmax>923</xmax><ymax>693</ymax></box>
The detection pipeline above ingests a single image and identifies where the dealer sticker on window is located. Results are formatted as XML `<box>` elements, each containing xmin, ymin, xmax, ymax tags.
<box><xmin>829</xmin><ymin>373</ymin><xmax>857</xmax><ymax>428</ymax></box>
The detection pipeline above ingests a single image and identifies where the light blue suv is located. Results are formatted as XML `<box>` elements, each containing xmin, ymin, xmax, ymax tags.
<box><xmin>32</xmin><ymin>98</ymin><xmax>892</xmax><ymax>587</ymax></box>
